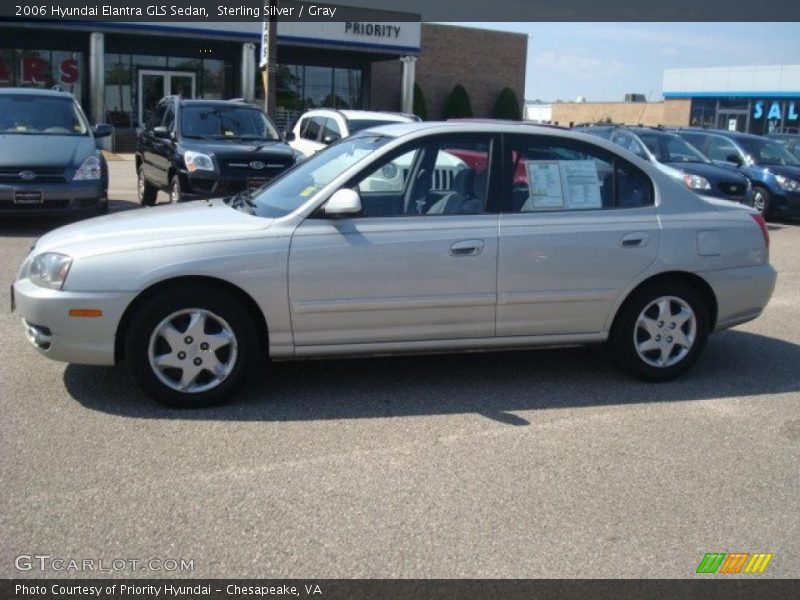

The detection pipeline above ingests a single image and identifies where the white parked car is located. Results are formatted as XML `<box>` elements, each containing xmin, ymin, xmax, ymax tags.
<box><xmin>12</xmin><ymin>122</ymin><xmax>776</xmax><ymax>408</ymax></box>
<box><xmin>288</xmin><ymin>109</ymin><xmax>418</xmax><ymax>156</ymax></box>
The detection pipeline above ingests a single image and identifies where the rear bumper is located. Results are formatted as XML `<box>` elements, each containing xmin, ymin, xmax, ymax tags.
<box><xmin>0</xmin><ymin>180</ymin><xmax>106</xmax><ymax>215</ymax></box>
<box><xmin>703</xmin><ymin>263</ymin><xmax>777</xmax><ymax>331</ymax></box>
<box><xmin>11</xmin><ymin>278</ymin><xmax>133</xmax><ymax>365</ymax></box>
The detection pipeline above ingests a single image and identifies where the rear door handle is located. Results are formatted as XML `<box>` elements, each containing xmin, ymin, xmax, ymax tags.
<box><xmin>450</xmin><ymin>239</ymin><xmax>484</xmax><ymax>257</ymax></box>
<box><xmin>621</xmin><ymin>232</ymin><xmax>649</xmax><ymax>248</ymax></box>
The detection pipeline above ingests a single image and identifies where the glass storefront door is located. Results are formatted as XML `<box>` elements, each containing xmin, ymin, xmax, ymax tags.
<box><xmin>137</xmin><ymin>69</ymin><xmax>196</xmax><ymax>127</ymax></box>
<box><xmin>717</xmin><ymin>111</ymin><xmax>749</xmax><ymax>132</ymax></box>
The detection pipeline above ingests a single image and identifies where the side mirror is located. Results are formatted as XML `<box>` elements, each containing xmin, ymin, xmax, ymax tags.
<box><xmin>323</xmin><ymin>133</ymin><xmax>341</xmax><ymax>145</ymax></box>
<box><xmin>324</xmin><ymin>188</ymin><xmax>361</xmax><ymax>216</ymax></box>
<box><xmin>93</xmin><ymin>123</ymin><xmax>113</xmax><ymax>138</ymax></box>
<box><xmin>283</xmin><ymin>130</ymin><xmax>296</xmax><ymax>142</ymax></box>
<box><xmin>726</xmin><ymin>153</ymin><xmax>743</xmax><ymax>166</ymax></box>
<box><xmin>153</xmin><ymin>126</ymin><xmax>170</xmax><ymax>139</ymax></box>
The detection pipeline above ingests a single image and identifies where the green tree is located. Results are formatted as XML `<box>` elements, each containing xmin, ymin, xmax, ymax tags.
<box><xmin>492</xmin><ymin>87</ymin><xmax>522</xmax><ymax>120</ymax></box>
<box><xmin>443</xmin><ymin>84</ymin><xmax>473</xmax><ymax>119</ymax></box>
<box><xmin>413</xmin><ymin>83</ymin><xmax>428</xmax><ymax>120</ymax></box>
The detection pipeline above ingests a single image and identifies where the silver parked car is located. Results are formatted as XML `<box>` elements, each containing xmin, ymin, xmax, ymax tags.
<box><xmin>12</xmin><ymin>122</ymin><xmax>777</xmax><ymax>407</ymax></box>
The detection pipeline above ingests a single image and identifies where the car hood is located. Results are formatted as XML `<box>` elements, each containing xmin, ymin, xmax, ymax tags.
<box><xmin>664</xmin><ymin>161</ymin><xmax>747</xmax><ymax>183</ymax></box>
<box><xmin>180</xmin><ymin>138</ymin><xmax>295</xmax><ymax>161</ymax></box>
<box><xmin>0</xmin><ymin>134</ymin><xmax>95</xmax><ymax>167</ymax></box>
<box><xmin>33</xmin><ymin>199</ymin><xmax>270</xmax><ymax>258</ymax></box>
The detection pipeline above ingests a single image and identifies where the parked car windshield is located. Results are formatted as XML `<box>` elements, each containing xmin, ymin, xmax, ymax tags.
<box><xmin>347</xmin><ymin>119</ymin><xmax>407</xmax><ymax>134</ymax></box>
<box><xmin>244</xmin><ymin>135</ymin><xmax>391</xmax><ymax>218</ymax></box>
<box><xmin>180</xmin><ymin>105</ymin><xmax>280</xmax><ymax>141</ymax></box>
<box><xmin>0</xmin><ymin>95</ymin><xmax>89</xmax><ymax>136</ymax></box>
<box><xmin>736</xmin><ymin>137</ymin><xmax>800</xmax><ymax>166</ymax></box>
<box><xmin>638</xmin><ymin>132</ymin><xmax>709</xmax><ymax>164</ymax></box>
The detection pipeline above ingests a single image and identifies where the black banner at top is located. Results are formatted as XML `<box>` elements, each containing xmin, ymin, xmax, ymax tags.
<box><xmin>1</xmin><ymin>0</ymin><xmax>799</xmax><ymax>21</ymax></box>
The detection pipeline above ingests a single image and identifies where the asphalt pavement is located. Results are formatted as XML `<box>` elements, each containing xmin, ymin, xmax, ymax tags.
<box><xmin>1</xmin><ymin>160</ymin><xmax>798</xmax><ymax>578</ymax></box>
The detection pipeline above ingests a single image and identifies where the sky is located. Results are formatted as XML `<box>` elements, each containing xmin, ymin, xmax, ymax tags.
<box><xmin>456</xmin><ymin>23</ymin><xmax>800</xmax><ymax>103</ymax></box>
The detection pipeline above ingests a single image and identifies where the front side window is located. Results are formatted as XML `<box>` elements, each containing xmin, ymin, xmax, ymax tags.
<box><xmin>0</xmin><ymin>94</ymin><xmax>89</xmax><ymax>135</ymax></box>
<box><xmin>508</xmin><ymin>136</ymin><xmax>653</xmax><ymax>212</ymax></box>
<box><xmin>737</xmin><ymin>137</ymin><xmax>800</xmax><ymax>166</ymax></box>
<box><xmin>638</xmin><ymin>133</ymin><xmax>709</xmax><ymax>164</ymax></box>
<box><xmin>179</xmin><ymin>105</ymin><xmax>279</xmax><ymax>141</ymax></box>
<box><xmin>704</xmin><ymin>135</ymin><xmax>741</xmax><ymax>162</ymax></box>
<box><xmin>348</xmin><ymin>135</ymin><xmax>493</xmax><ymax>217</ymax></box>
<box><xmin>301</xmin><ymin>116</ymin><xmax>325</xmax><ymax>141</ymax></box>
<box><xmin>247</xmin><ymin>135</ymin><xmax>391</xmax><ymax>218</ymax></box>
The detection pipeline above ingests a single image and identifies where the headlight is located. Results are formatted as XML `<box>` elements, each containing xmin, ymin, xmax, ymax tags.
<box><xmin>73</xmin><ymin>155</ymin><xmax>102</xmax><ymax>180</ymax></box>
<box><xmin>682</xmin><ymin>173</ymin><xmax>711</xmax><ymax>190</ymax></box>
<box><xmin>29</xmin><ymin>253</ymin><xmax>72</xmax><ymax>290</ymax></box>
<box><xmin>184</xmin><ymin>150</ymin><xmax>215</xmax><ymax>173</ymax></box>
<box><xmin>775</xmin><ymin>174</ymin><xmax>800</xmax><ymax>192</ymax></box>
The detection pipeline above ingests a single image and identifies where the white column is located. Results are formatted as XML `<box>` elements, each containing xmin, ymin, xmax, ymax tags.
<box><xmin>400</xmin><ymin>55</ymin><xmax>417</xmax><ymax>115</ymax></box>
<box><xmin>241</xmin><ymin>42</ymin><xmax>256</xmax><ymax>103</ymax></box>
<box><xmin>89</xmin><ymin>32</ymin><xmax>105</xmax><ymax>125</ymax></box>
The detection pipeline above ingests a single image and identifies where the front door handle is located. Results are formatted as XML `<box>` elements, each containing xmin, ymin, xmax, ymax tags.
<box><xmin>621</xmin><ymin>232</ymin><xmax>649</xmax><ymax>248</ymax></box>
<box><xmin>450</xmin><ymin>239</ymin><xmax>484</xmax><ymax>257</ymax></box>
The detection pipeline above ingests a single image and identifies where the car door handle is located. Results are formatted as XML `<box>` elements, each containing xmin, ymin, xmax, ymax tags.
<box><xmin>450</xmin><ymin>239</ymin><xmax>484</xmax><ymax>256</ymax></box>
<box><xmin>621</xmin><ymin>232</ymin><xmax>649</xmax><ymax>248</ymax></box>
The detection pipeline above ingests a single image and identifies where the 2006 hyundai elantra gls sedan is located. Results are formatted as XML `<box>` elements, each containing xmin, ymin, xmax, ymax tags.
<box><xmin>12</xmin><ymin>122</ymin><xmax>777</xmax><ymax>407</ymax></box>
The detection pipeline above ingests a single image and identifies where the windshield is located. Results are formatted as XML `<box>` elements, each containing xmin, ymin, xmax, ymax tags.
<box><xmin>638</xmin><ymin>133</ymin><xmax>709</xmax><ymax>163</ymax></box>
<box><xmin>244</xmin><ymin>135</ymin><xmax>391</xmax><ymax>218</ymax></box>
<box><xmin>737</xmin><ymin>137</ymin><xmax>800</xmax><ymax>166</ymax></box>
<box><xmin>0</xmin><ymin>95</ymin><xmax>89</xmax><ymax>136</ymax></box>
<box><xmin>180</xmin><ymin>105</ymin><xmax>280</xmax><ymax>141</ymax></box>
<box><xmin>347</xmin><ymin>118</ymin><xmax>408</xmax><ymax>134</ymax></box>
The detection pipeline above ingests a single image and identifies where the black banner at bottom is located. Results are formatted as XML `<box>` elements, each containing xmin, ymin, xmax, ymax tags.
<box><xmin>3</xmin><ymin>579</ymin><xmax>800</xmax><ymax>600</ymax></box>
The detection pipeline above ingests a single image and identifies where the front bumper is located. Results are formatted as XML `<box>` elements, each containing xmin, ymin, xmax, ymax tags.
<box><xmin>769</xmin><ymin>190</ymin><xmax>800</xmax><ymax>216</ymax></box>
<box><xmin>180</xmin><ymin>167</ymin><xmax>287</xmax><ymax>199</ymax></box>
<box><xmin>701</xmin><ymin>187</ymin><xmax>755</xmax><ymax>207</ymax></box>
<box><xmin>11</xmin><ymin>278</ymin><xmax>134</xmax><ymax>365</ymax></box>
<box><xmin>0</xmin><ymin>180</ymin><xmax>106</xmax><ymax>215</ymax></box>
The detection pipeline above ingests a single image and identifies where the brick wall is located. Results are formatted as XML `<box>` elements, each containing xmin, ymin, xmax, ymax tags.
<box><xmin>371</xmin><ymin>24</ymin><xmax>528</xmax><ymax>119</ymax></box>
<box><xmin>550</xmin><ymin>99</ymin><xmax>692</xmax><ymax>127</ymax></box>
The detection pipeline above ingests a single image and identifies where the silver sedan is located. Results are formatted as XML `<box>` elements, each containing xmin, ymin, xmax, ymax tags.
<box><xmin>12</xmin><ymin>122</ymin><xmax>777</xmax><ymax>407</ymax></box>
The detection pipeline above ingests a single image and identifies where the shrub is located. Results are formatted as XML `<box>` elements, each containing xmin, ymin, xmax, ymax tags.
<box><xmin>413</xmin><ymin>83</ymin><xmax>428</xmax><ymax>120</ymax></box>
<box><xmin>492</xmin><ymin>87</ymin><xmax>522</xmax><ymax>120</ymax></box>
<box><xmin>443</xmin><ymin>84</ymin><xmax>473</xmax><ymax>119</ymax></box>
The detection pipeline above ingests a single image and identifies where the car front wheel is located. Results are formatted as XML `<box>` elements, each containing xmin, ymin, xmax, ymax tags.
<box><xmin>169</xmin><ymin>175</ymin><xmax>183</xmax><ymax>203</ymax></box>
<box><xmin>610</xmin><ymin>281</ymin><xmax>710</xmax><ymax>381</ymax></box>
<box><xmin>125</xmin><ymin>286</ymin><xmax>258</xmax><ymax>407</ymax></box>
<box><xmin>751</xmin><ymin>185</ymin><xmax>771</xmax><ymax>218</ymax></box>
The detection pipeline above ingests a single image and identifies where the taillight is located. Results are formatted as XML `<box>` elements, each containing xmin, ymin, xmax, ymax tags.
<box><xmin>751</xmin><ymin>213</ymin><xmax>769</xmax><ymax>248</ymax></box>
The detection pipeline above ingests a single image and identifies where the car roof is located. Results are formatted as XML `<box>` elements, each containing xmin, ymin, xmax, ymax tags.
<box><xmin>0</xmin><ymin>87</ymin><xmax>74</xmax><ymax>98</ymax></box>
<box><xmin>677</xmin><ymin>127</ymin><xmax>762</xmax><ymax>141</ymax></box>
<box><xmin>363</xmin><ymin>120</ymin><xmax>619</xmax><ymax>141</ymax></box>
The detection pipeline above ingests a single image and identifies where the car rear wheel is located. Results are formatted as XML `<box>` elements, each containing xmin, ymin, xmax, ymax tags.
<box><xmin>169</xmin><ymin>175</ymin><xmax>183</xmax><ymax>203</ymax></box>
<box><xmin>125</xmin><ymin>287</ymin><xmax>258</xmax><ymax>407</ymax></box>
<box><xmin>610</xmin><ymin>281</ymin><xmax>710</xmax><ymax>381</ymax></box>
<box><xmin>137</xmin><ymin>165</ymin><xmax>157</xmax><ymax>206</ymax></box>
<box><xmin>752</xmin><ymin>185</ymin><xmax>771</xmax><ymax>218</ymax></box>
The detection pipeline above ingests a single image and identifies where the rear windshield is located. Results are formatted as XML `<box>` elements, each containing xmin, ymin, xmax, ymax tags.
<box><xmin>180</xmin><ymin>105</ymin><xmax>280</xmax><ymax>141</ymax></box>
<box><xmin>0</xmin><ymin>95</ymin><xmax>89</xmax><ymax>136</ymax></box>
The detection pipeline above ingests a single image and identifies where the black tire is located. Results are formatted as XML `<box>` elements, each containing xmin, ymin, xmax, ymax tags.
<box><xmin>169</xmin><ymin>174</ymin><xmax>183</xmax><ymax>204</ymax></box>
<box><xmin>95</xmin><ymin>197</ymin><xmax>109</xmax><ymax>216</ymax></box>
<box><xmin>137</xmin><ymin>165</ymin><xmax>158</xmax><ymax>206</ymax></box>
<box><xmin>609</xmin><ymin>280</ymin><xmax>710</xmax><ymax>382</ymax></box>
<box><xmin>124</xmin><ymin>286</ymin><xmax>259</xmax><ymax>408</ymax></box>
<box><xmin>751</xmin><ymin>185</ymin><xmax>771</xmax><ymax>218</ymax></box>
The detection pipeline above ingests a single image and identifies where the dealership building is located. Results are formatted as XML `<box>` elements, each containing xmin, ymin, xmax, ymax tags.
<box><xmin>542</xmin><ymin>64</ymin><xmax>800</xmax><ymax>134</ymax></box>
<box><xmin>0</xmin><ymin>15</ymin><xmax>527</xmax><ymax>150</ymax></box>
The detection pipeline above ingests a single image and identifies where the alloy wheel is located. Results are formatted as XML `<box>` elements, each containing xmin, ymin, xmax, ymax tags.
<box><xmin>147</xmin><ymin>308</ymin><xmax>238</xmax><ymax>394</ymax></box>
<box><xmin>633</xmin><ymin>296</ymin><xmax>697</xmax><ymax>368</ymax></box>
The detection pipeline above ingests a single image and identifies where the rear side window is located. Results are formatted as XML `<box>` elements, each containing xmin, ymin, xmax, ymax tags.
<box><xmin>507</xmin><ymin>135</ymin><xmax>654</xmax><ymax>212</ymax></box>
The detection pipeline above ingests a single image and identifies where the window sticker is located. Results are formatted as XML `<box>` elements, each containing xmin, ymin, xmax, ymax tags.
<box><xmin>524</xmin><ymin>159</ymin><xmax>603</xmax><ymax>210</ymax></box>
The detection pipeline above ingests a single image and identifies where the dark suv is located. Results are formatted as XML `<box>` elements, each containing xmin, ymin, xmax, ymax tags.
<box><xmin>135</xmin><ymin>97</ymin><xmax>301</xmax><ymax>204</ymax></box>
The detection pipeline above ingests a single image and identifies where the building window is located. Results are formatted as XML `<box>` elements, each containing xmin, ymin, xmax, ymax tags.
<box><xmin>105</xmin><ymin>53</ymin><xmax>132</xmax><ymax>128</ymax></box>
<box><xmin>690</xmin><ymin>98</ymin><xmax>716</xmax><ymax>128</ymax></box>
<box><xmin>0</xmin><ymin>48</ymin><xmax>84</xmax><ymax>99</ymax></box>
